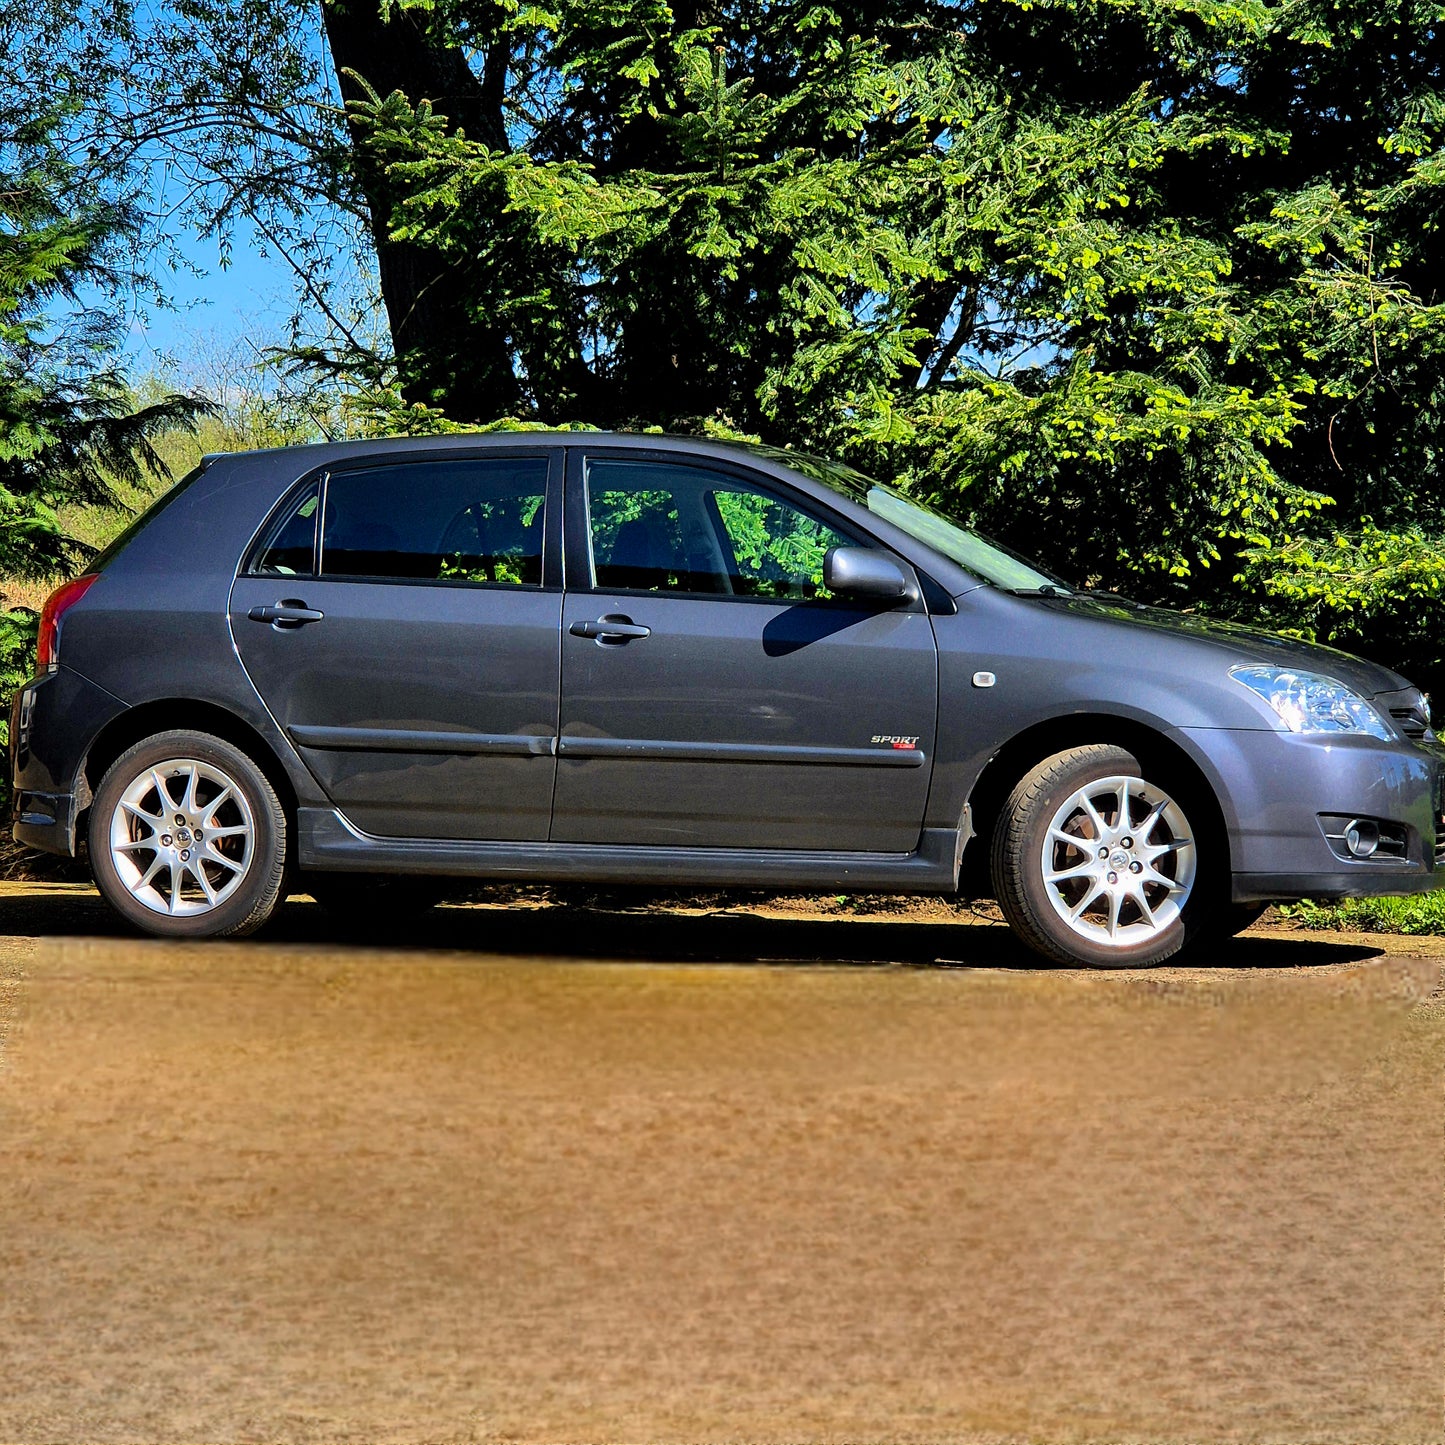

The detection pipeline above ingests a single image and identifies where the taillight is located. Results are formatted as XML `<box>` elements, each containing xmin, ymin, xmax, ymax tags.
<box><xmin>36</xmin><ymin>573</ymin><xmax>98</xmax><ymax>672</ymax></box>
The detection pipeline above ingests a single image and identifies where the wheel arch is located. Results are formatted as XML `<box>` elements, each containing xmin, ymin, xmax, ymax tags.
<box><xmin>77</xmin><ymin>700</ymin><xmax>301</xmax><ymax>850</ymax></box>
<box><xmin>960</xmin><ymin>713</ymin><xmax>1231</xmax><ymax>897</ymax></box>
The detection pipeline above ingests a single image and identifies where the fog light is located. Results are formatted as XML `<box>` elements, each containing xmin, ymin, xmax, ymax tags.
<box><xmin>1344</xmin><ymin>819</ymin><xmax>1380</xmax><ymax>858</ymax></box>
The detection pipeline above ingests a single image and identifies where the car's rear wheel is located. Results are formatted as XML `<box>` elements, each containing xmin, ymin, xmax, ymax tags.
<box><xmin>992</xmin><ymin>744</ymin><xmax>1203</xmax><ymax>967</ymax></box>
<box><xmin>90</xmin><ymin>730</ymin><xmax>287</xmax><ymax>938</ymax></box>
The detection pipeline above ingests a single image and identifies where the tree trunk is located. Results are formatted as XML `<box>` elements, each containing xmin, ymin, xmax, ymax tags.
<box><xmin>320</xmin><ymin>0</ymin><xmax>520</xmax><ymax>420</ymax></box>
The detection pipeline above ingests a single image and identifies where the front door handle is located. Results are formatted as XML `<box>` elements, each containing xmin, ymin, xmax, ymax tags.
<box><xmin>248</xmin><ymin>600</ymin><xmax>325</xmax><ymax>629</ymax></box>
<box><xmin>569</xmin><ymin>614</ymin><xmax>652</xmax><ymax>644</ymax></box>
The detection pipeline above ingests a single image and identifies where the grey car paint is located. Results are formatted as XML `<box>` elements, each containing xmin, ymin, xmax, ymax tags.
<box><xmin>11</xmin><ymin>430</ymin><xmax>1444</xmax><ymax>909</ymax></box>
<box><xmin>230</xmin><ymin>446</ymin><xmax>565</xmax><ymax>841</ymax></box>
<box><xmin>553</xmin><ymin>446</ymin><xmax>938</xmax><ymax>851</ymax></box>
<box><xmin>554</xmin><ymin>588</ymin><xmax>938</xmax><ymax>851</ymax></box>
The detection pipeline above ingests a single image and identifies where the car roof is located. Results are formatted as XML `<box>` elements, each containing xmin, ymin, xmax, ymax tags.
<box><xmin>206</xmin><ymin>430</ymin><xmax>770</xmax><ymax>466</ymax></box>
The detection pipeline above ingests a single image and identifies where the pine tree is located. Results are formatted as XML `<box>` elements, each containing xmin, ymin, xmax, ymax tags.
<box><xmin>0</xmin><ymin>104</ymin><xmax>206</xmax><ymax>716</ymax></box>
<box><xmin>338</xmin><ymin>0</ymin><xmax>1445</xmax><ymax>685</ymax></box>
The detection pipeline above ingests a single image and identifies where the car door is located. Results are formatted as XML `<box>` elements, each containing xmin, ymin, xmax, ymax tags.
<box><xmin>553</xmin><ymin>449</ymin><xmax>939</xmax><ymax>851</ymax></box>
<box><xmin>230</xmin><ymin>449</ymin><xmax>563</xmax><ymax>841</ymax></box>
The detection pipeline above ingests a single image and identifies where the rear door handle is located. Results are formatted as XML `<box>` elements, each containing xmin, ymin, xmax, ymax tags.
<box><xmin>248</xmin><ymin>601</ymin><xmax>325</xmax><ymax>629</ymax></box>
<box><xmin>569</xmin><ymin>614</ymin><xmax>651</xmax><ymax>644</ymax></box>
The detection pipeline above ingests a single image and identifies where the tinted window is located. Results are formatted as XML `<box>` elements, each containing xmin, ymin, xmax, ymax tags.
<box><xmin>252</xmin><ymin>481</ymin><xmax>319</xmax><ymax>576</ymax></box>
<box><xmin>322</xmin><ymin>457</ymin><xmax>548</xmax><ymax>585</ymax></box>
<box><xmin>586</xmin><ymin>459</ymin><xmax>859</xmax><ymax>600</ymax></box>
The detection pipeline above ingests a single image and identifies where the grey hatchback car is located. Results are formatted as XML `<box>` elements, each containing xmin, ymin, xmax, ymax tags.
<box><xmin>11</xmin><ymin>432</ymin><xmax>1443</xmax><ymax>965</ymax></box>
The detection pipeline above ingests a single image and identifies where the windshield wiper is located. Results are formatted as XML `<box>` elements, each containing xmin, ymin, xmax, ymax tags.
<box><xmin>1079</xmin><ymin>588</ymin><xmax>1147</xmax><ymax>608</ymax></box>
<box><xmin>1005</xmin><ymin>584</ymin><xmax>1076</xmax><ymax>598</ymax></box>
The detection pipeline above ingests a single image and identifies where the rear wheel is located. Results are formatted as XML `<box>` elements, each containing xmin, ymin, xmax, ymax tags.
<box><xmin>992</xmin><ymin>745</ymin><xmax>1204</xmax><ymax>967</ymax></box>
<box><xmin>90</xmin><ymin>730</ymin><xmax>286</xmax><ymax>938</ymax></box>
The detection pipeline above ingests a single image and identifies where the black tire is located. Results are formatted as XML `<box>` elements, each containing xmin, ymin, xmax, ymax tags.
<box><xmin>300</xmin><ymin>873</ymin><xmax>452</xmax><ymax>916</ymax></box>
<box><xmin>1198</xmin><ymin>901</ymin><xmax>1269</xmax><ymax>941</ymax></box>
<box><xmin>991</xmin><ymin>744</ymin><xmax>1206</xmax><ymax>968</ymax></box>
<box><xmin>89</xmin><ymin>729</ymin><xmax>287</xmax><ymax>938</ymax></box>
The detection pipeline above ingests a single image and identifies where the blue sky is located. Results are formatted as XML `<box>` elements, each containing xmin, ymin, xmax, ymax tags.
<box><xmin>123</xmin><ymin>215</ymin><xmax>302</xmax><ymax>375</ymax></box>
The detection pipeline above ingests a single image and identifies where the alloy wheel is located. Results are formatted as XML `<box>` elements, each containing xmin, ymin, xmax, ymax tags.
<box><xmin>1038</xmin><ymin>773</ymin><xmax>1197</xmax><ymax>947</ymax></box>
<box><xmin>108</xmin><ymin>757</ymin><xmax>257</xmax><ymax>917</ymax></box>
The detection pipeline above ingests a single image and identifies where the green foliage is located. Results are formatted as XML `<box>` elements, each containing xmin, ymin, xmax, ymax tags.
<box><xmin>0</xmin><ymin>114</ymin><xmax>207</xmax><ymax>585</ymax></box>
<box><xmin>1281</xmin><ymin>891</ymin><xmax>1445</xmax><ymax>936</ymax></box>
<box><xmin>320</xmin><ymin>0</ymin><xmax>1445</xmax><ymax>686</ymax></box>
<box><xmin>0</xmin><ymin>608</ymin><xmax>36</xmax><ymax>763</ymax></box>
<box><xmin>16</xmin><ymin>0</ymin><xmax>1445</xmax><ymax>688</ymax></box>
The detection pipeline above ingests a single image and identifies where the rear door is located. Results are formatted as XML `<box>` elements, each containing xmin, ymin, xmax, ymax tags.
<box><xmin>231</xmin><ymin>449</ymin><xmax>562</xmax><ymax>841</ymax></box>
<box><xmin>553</xmin><ymin>449</ymin><xmax>939</xmax><ymax>851</ymax></box>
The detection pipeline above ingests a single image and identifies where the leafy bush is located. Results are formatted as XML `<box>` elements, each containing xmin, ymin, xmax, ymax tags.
<box><xmin>1280</xmin><ymin>892</ymin><xmax>1445</xmax><ymax>936</ymax></box>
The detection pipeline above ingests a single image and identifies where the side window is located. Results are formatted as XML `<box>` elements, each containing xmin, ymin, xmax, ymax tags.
<box><xmin>321</xmin><ymin>457</ymin><xmax>548</xmax><ymax>585</ymax></box>
<box><xmin>585</xmin><ymin>458</ymin><xmax>859</xmax><ymax>600</ymax></box>
<box><xmin>587</xmin><ymin>475</ymin><xmax>714</xmax><ymax>593</ymax></box>
<box><xmin>252</xmin><ymin>481</ymin><xmax>319</xmax><ymax>576</ymax></box>
<box><xmin>710</xmin><ymin>488</ymin><xmax>852</xmax><ymax>600</ymax></box>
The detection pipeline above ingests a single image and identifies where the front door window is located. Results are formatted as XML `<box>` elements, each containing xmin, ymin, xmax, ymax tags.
<box><xmin>584</xmin><ymin>458</ymin><xmax>860</xmax><ymax>600</ymax></box>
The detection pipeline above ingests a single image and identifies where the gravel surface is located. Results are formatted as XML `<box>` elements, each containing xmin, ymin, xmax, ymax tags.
<box><xmin>1</xmin><ymin>882</ymin><xmax>1440</xmax><ymax>1444</ymax></box>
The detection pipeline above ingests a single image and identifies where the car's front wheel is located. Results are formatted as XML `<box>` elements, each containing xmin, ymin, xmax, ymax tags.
<box><xmin>90</xmin><ymin>730</ymin><xmax>287</xmax><ymax>938</ymax></box>
<box><xmin>992</xmin><ymin>744</ymin><xmax>1203</xmax><ymax>967</ymax></box>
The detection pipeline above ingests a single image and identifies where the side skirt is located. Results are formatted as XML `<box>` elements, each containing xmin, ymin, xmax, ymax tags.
<box><xmin>297</xmin><ymin>806</ymin><xmax>966</xmax><ymax>893</ymax></box>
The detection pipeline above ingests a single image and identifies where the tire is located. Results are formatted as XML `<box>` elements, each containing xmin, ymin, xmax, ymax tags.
<box><xmin>300</xmin><ymin>873</ymin><xmax>452</xmax><ymax>916</ymax></box>
<box><xmin>1198</xmin><ymin>901</ymin><xmax>1269</xmax><ymax>941</ymax></box>
<box><xmin>89</xmin><ymin>730</ymin><xmax>287</xmax><ymax>938</ymax></box>
<box><xmin>991</xmin><ymin>744</ymin><xmax>1205</xmax><ymax>968</ymax></box>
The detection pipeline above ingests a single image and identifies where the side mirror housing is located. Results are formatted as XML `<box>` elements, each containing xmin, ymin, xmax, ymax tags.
<box><xmin>824</xmin><ymin>546</ymin><xmax>914</xmax><ymax>602</ymax></box>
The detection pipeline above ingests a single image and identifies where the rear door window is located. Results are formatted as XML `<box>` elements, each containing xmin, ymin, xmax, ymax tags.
<box><xmin>321</xmin><ymin>457</ymin><xmax>549</xmax><ymax>586</ymax></box>
<box><xmin>252</xmin><ymin>481</ymin><xmax>319</xmax><ymax>576</ymax></box>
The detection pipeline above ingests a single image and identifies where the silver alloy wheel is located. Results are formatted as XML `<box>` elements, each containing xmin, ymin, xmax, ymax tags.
<box><xmin>1039</xmin><ymin>773</ymin><xmax>1196</xmax><ymax>947</ymax></box>
<box><xmin>107</xmin><ymin>757</ymin><xmax>256</xmax><ymax>917</ymax></box>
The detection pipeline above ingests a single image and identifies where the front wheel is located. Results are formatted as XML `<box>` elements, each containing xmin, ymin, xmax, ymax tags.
<box><xmin>992</xmin><ymin>745</ymin><xmax>1204</xmax><ymax>967</ymax></box>
<box><xmin>1197</xmin><ymin>901</ymin><xmax>1269</xmax><ymax>942</ymax></box>
<box><xmin>90</xmin><ymin>730</ymin><xmax>287</xmax><ymax>938</ymax></box>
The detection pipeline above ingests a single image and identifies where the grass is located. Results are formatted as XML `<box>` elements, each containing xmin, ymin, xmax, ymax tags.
<box><xmin>1280</xmin><ymin>889</ymin><xmax>1445</xmax><ymax>935</ymax></box>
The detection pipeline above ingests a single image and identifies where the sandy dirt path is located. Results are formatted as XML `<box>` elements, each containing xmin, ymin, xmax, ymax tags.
<box><xmin>0</xmin><ymin>883</ymin><xmax>1440</xmax><ymax>1444</ymax></box>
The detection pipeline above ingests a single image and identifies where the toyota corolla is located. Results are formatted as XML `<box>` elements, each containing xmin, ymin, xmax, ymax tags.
<box><xmin>11</xmin><ymin>433</ymin><xmax>1442</xmax><ymax>965</ymax></box>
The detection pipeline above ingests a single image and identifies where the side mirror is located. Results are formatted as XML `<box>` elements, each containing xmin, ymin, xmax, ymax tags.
<box><xmin>824</xmin><ymin>546</ymin><xmax>913</xmax><ymax>602</ymax></box>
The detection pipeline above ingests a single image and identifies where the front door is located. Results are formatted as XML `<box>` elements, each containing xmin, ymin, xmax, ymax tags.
<box><xmin>553</xmin><ymin>451</ymin><xmax>938</xmax><ymax>851</ymax></box>
<box><xmin>231</xmin><ymin>449</ymin><xmax>562</xmax><ymax>841</ymax></box>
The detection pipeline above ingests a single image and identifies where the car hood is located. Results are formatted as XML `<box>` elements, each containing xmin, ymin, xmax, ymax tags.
<box><xmin>1036</xmin><ymin>593</ymin><xmax>1414</xmax><ymax>698</ymax></box>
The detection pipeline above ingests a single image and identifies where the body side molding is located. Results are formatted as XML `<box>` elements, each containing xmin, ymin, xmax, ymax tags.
<box><xmin>556</xmin><ymin>736</ymin><xmax>927</xmax><ymax>768</ymax></box>
<box><xmin>291</xmin><ymin>725</ymin><xmax>554</xmax><ymax>756</ymax></box>
<box><xmin>297</xmin><ymin>807</ymin><xmax>961</xmax><ymax>890</ymax></box>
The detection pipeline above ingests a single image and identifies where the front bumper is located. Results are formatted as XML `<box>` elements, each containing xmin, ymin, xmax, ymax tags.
<box><xmin>1179</xmin><ymin>725</ymin><xmax>1445</xmax><ymax>903</ymax></box>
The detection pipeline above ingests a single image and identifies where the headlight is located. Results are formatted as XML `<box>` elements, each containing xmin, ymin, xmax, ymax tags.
<box><xmin>1230</xmin><ymin>665</ymin><xmax>1392</xmax><ymax>740</ymax></box>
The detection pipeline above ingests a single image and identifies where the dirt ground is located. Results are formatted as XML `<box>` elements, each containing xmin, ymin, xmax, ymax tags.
<box><xmin>0</xmin><ymin>881</ymin><xmax>1440</xmax><ymax>1445</ymax></box>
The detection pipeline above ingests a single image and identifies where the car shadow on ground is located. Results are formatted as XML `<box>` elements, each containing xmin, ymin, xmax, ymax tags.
<box><xmin>0</xmin><ymin>883</ymin><xmax>1387</xmax><ymax>971</ymax></box>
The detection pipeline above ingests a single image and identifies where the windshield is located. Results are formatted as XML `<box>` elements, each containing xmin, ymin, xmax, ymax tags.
<box><xmin>742</xmin><ymin>444</ymin><xmax>1070</xmax><ymax>593</ymax></box>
